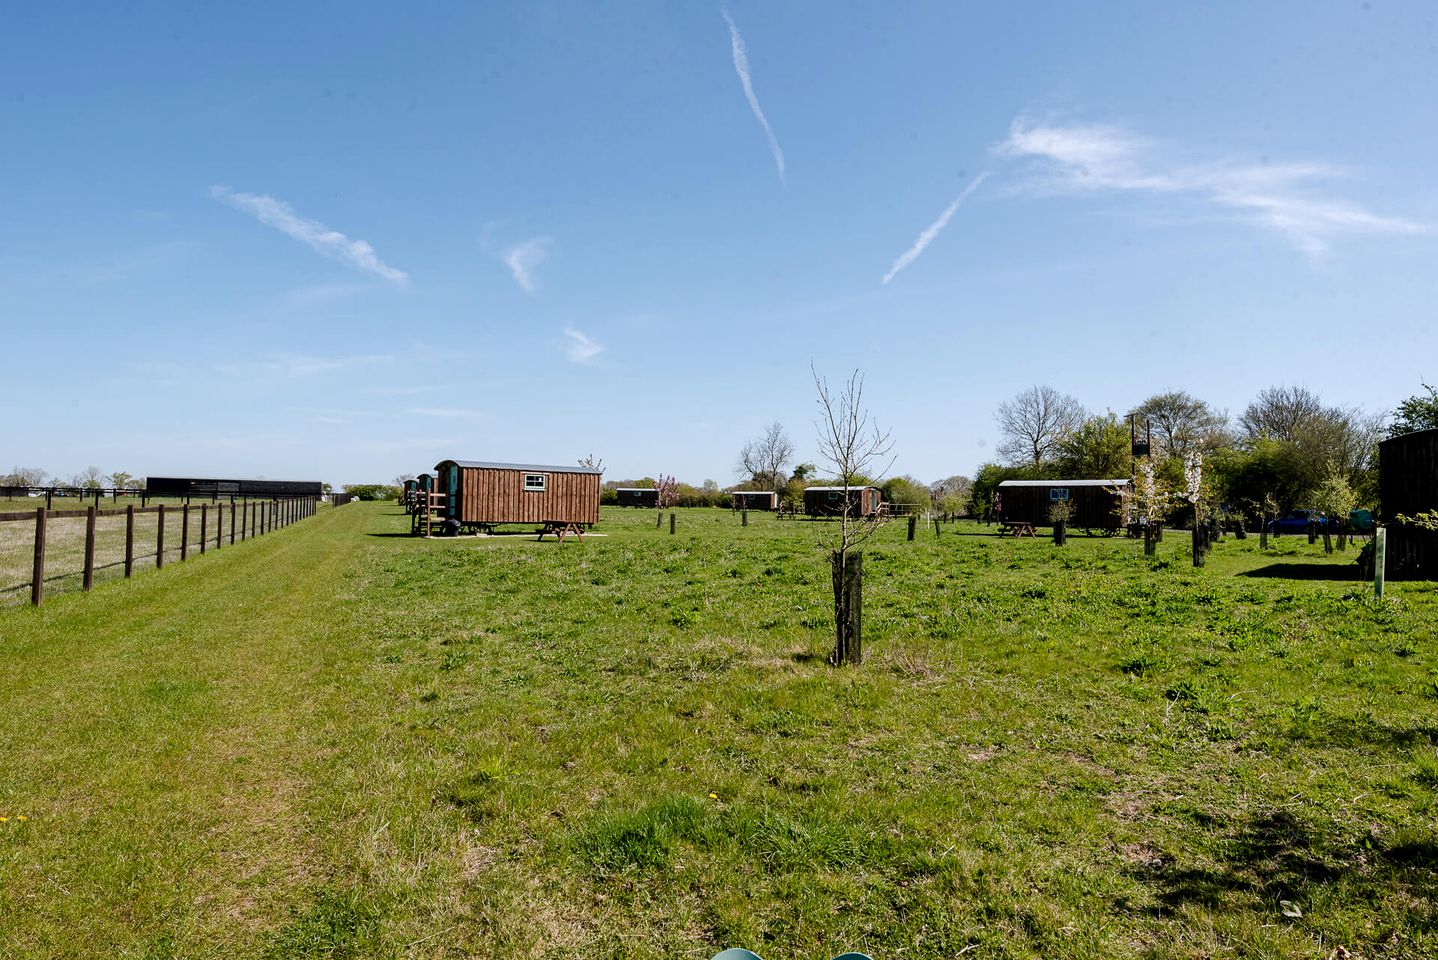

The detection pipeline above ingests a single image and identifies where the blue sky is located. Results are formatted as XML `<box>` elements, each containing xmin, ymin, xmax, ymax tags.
<box><xmin>3</xmin><ymin>1</ymin><xmax>1434</xmax><ymax>487</ymax></box>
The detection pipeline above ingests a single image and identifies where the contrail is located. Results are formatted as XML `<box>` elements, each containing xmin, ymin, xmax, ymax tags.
<box><xmin>882</xmin><ymin>171</ymin><xmax>989</xmax><ymax>285</ymax></box>
<box><xmin>722</xmin><ymin>8</ymin><xmax>786</xmax><ymax>184</ymax></box>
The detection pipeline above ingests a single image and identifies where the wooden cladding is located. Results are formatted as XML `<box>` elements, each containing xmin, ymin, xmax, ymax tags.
<box><xmin>1379</xmin><ymin>428</ymin><xmax>1438</xmax><ymax>580</ymax></box>
<box><xmin>444</xmin><ymin>464</ymin><xmax>600</xmax><ymax>525</ymax></box>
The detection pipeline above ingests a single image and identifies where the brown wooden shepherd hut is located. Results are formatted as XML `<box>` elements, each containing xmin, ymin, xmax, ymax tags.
<box><xmin>1379</xmin><ymin>428</ymin><xmax>1438</xmax><ymax>580</ymax></box>
<box><xmin>614</xmin><ymin>487</ymin><xmax>659</xmax><ymax>508</ymax></box>
<box><xmin>433</xmin><ymin>460</ymin><xmax>602</xmax><ymax>530</ymax></box>
<box><xmin>995</xmin><ymin>479</ymin><xmax>1128</xmax><ymax>531</ymax></box>
<box><xmin>803</xmin><ymin>485</ymin><xmax>882</xmax><ymax>518</ymax></box>
<box><xmin>732</xmin><ymin>490</ymin><xmax>778</xmax><ymax>511</ymax></box>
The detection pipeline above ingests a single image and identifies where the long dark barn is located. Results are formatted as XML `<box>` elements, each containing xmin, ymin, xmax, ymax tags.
<box><xmin>145</xmin><ymin>477</ymin><xmax>322</xmax><ymax>499</ymax></box>
<box><xmin>995</xmin><ymin>479</ymin><xmax>1129</xmax><ymax>531</ymax></box>
<box><xmin>433</xmin><ymin>460</ymin><xmax>602</xmax><ymax>532</ymax></box>
<box><xmin>803</xmin><ymin>485</ymin><xmax>882</xmax><ymax>518</ymax></box>
<box><xmin>1379</xmin><ymin>427</ymin><xmax>1438</xmax><ymax>580</ymax></box>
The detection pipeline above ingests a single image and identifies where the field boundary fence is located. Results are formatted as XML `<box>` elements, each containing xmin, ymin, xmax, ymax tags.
<box><xmin>1</xmin><ymin>496</ymin><xmax>320</xmax><ymax>607</ymax></box>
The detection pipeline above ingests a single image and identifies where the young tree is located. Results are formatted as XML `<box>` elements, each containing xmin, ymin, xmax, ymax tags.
<box><xmin>578</xmin><ymin>453</ymin><xmax>605</xmax><ymax>471</ymax></box>
<box><xmin>1311</xmin><ymin>461</ymin><xmax>1357</xmax><ymax>551</ymax></box>
<box><xmin>737</xmin><ymin>422</ymin><xmax>795</xmax><ymax>497</ymax></box>
<box><xmin>930</xmin><ymin>474</ymin><xmax>973</xmax><ymax>516</ymax></box>
<box><xmin>655</xmin><ymin>474</ymin><xmax>679</xmax><ymax>509</ymax></box>
<box><xmin>995</xmin><ymin>385</ymin><xmax>1085</xmax><ymax>467</ymax></box>
<box><xmin>812</xmin><ymin>365</ymin><xmax>894</xmax><ymax>666</ymax></box>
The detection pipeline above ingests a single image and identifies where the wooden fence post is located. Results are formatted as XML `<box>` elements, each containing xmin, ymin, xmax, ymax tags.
<box><xmin>83</xmin><ymin>505</ymin><xmax>97</xmax><ymax>590</ymax></box>
<box><xmin>215</xmin><ymin>502</ymin><xmax>221</xmax><ymax>551</ymax></box>
<box><xmin>125</xmin><ymin>504</ymin><xmax>135</xmax><ymax>577</ymax></box>
<box><xmin>656</xmin><ymin>510</ymin><xmax>662</xmax><ymax>529</ymax></box>
<box><xmin>230</xmin><ymin>502</ymin><xmax>236</xmax><ymax>545</ymax></box>
<box><xmin>933</xmin><ymin>518</ymin><xmax>941</xmax><ymax>537</ymax></box>
<box><xmin>157</xmin><ymin>504</ymin><xmax>166</xmax><ymax>569</ymax></box>
<box><xmin>181</xmin><ymin>504</ymin><xmax>190</xmax><ymax>561</ymax></box>
<box><xmin>907</xmin><ymin>516</ymin><xmax>916</xmax><ymax>541</ymax></box>
<box><xmin>742</xmin><ymin>509</ymin><xmax>748</xmax><ymax>527</ymax></box>
<box><xmin>31</xmin><ymin>507</ymin><xmax>46</xmax><ymax>606</ymax></box>
<box><xmin>669</xmin><ymin>512</ymin><xmax>676</xmax><ymax>535</ymax></box>
<box><xmin>200</xmin><ymin>504</ymin><xmax>208</xmax><ymax>554</ymax></box>
<box><xmin>1374</xmin><ymin>527</ymin><xmax>1387</xmax><ymax>598</ymax></box>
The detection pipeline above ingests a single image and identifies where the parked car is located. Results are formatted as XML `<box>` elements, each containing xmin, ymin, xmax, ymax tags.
<box><xmin>1266</xmin><ymin>509</ymin><xmax>1327</xmax><ymax>535</ymax></box>
<box><xmin>1348</xmin><ymin>508</ymin><xmax>1375</xmax><ymax>533</ymax></box>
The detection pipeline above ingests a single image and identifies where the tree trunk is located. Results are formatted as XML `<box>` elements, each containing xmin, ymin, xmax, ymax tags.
<box><xmin>831</xmin><ymin>550</ymin><xmax>863</xmax><ymax>666</ymax></box>
<box><xmin>1053</xmin><ymin>519</ymin><xmax>1066</xmax><ymax>546</ymax></box>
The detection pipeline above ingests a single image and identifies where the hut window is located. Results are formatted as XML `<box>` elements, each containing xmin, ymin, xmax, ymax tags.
<box><xmin>827</xmin><ymin>491</ymin><xmax>839</xmax><ymax>500</ymax></box>
<box><xmin>524</xmin><ymin>473</ymin><xmax>547</xmax><ymax>491</ymax></box>
<box><xmin>1050</xmin><ymin>488</ymin><xmax>1070</xmax><ymax>501</ymax></box>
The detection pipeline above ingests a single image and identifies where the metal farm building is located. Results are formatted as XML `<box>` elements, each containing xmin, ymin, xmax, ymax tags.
<box><xmin>732</xmin><ymin>490</ymin><xmax>778</xmax><ymax>511</ymax></box>
<box><xmin>803</xmin><ymin>485</ymin><xmax>882</xmax><ymax>518</ymax></box>
<box><xmin>433</xmin><ymin>460</ymin><xmax>602</xmax><ymax>530</ymax></box>
<box><xmin>615</xmin><ymin>487</ymin><xmax>659</xmax><ymax>508</ymax></box>
<box><xmin>995</xmin><ymin>479</ymin><xmax>1129</xmax><ymax>531</ymax></box>
<box><xmin>1379</xmin><ymin>428</ymin><xmax>1438</xmax><ymax>580</ymax></box>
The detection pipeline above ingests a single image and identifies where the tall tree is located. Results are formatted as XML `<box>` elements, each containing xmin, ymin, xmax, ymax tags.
<box><xmin>1389</xmin><ymin>382</ymin><xmax>1438</xmax><ymax>437</ymax></box>
<box><xmin>737</xmin><ymin>422</ymin><xmax>795</xmax><ymax>496</ymax></box>
<box><xmin>1130</xmin><ymin>390</ymin><xmax>1229</xmax><ymax>459</ymax></box>
<box><xmin>1056</xmin><ymin>412</ymin><xmax>1132</xmax><ymax>478</ymax></box>
<box><xmin>995</xmin><ymin>385</ymin><xmax>1085</xmax><ymax>467</ymax></box>
<box><xmin>1239</xmin><ymin>385</ymin><xmax>1325</xmax><ymax>443</ymax></box>
<box><xmin>4</xmin><ymin>466</ymin><xmax>47</xmax><ymax>487</ymax></box>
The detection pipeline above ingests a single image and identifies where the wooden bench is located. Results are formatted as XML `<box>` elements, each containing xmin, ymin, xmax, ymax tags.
<box><xmin>1001</xmin><ymin>521</ymin><xmax>1035</xmax><ymax>538</ymax></box>
<box><xmin>536</xmin><ymin>521</ymin><xmax>584</xmax><ymax>543</ymax></box>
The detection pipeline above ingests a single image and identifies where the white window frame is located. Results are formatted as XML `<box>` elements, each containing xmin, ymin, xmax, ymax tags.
<box><xmin>524</xmin><ymin>473</ymin><xmax>547</xmax><ymax>492</ymax></box>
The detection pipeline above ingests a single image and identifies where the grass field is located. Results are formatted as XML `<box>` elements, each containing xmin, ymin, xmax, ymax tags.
<box><xmin>2</xmin><ymin>503</ymin><xmax>1434</xmax><ymax>959</ymax></box>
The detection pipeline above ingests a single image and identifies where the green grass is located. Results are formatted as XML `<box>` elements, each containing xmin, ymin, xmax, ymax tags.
<box><xmin>1</xmin><ymin>504</ymin><xmax>1435</xmax><ymax>959</ymax></box>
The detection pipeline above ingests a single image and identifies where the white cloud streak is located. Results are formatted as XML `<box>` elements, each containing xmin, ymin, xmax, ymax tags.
<box><xmin>881</xmin><ymin>172</ymin><xmax>989</xmax><ymax>285</ymax></box>
<box><xmin>995</xmin><ymin>118</ymin><xmax>1428</xmax><ymax>257</ymax></box>
<box><xmin>219</xmin><ymin>352</ymin><xmax>390</xmax><ymax>379</ymax></box>
<box><xmin>722</xmin><ymin>9</ymin><xmax>786</xmax><ymax>184</ymax></box>
<box><xmin>503</xmin><ymin>237</ymin><xmax>552</xmax><ymax>295</ymax></box>
<box><xmin>210</xmin><ymin>186</ymin><xmax>409</xmax><ymax>284</ymax></box>
<box><xmin>563</xmin><ymin>327</ymin><xmax>604</xmax><ymax>364</ymax></box>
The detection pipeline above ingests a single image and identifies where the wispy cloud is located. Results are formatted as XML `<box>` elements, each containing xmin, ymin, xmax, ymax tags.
<box><xmin>563</xmin><ymin>327</ymin><xmax>604</xmax><ymax>364</ymax></box>
<box><xmin>220</xmin><ymin>352</ymin><xmax>390</xmax><ymax>379</ymax></box>
<box><xmin>882</xmin><ymin>172</ymin><xmax>989</xmax><ymax>285</ymax></box>
<box><xmin>995</xmin><ymin>118</ymin><xmax>1428</xmax><ymax>257</ymax></box>
<box><xmin>210</xmin><ymin>186</ymin><xmax>409</xmax><ymax>284</ymax></box>
<box><xmin>283</xmin><ymin>281</ymin><xmax>374</xmax><ymax>307</ymax></box>
<box><xmin>407</xmin><ymin>407</ymin><xmax>488</xmax><ymax>420</ymax></box>
<box><xmin>722</xmin><ymin>8</ymin><xmax>786</xmax><ymax>184</ymax></box>
<box><xmin>503</xmin><ymin>237</ymin><xmax>552</xmax><ymax>295</ymax></box>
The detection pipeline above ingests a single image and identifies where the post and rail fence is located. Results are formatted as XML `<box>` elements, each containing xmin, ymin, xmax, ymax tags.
<box><xmin>2</xmin><ymin>495</ymin><xmax>321</xmax><ymax>607</ymax></box>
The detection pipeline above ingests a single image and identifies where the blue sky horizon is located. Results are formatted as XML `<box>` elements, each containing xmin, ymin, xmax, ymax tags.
<box><xmin>3</xmin><ymin>2</ymin><xmax>1435</xmax><ymax>488</ymax></box>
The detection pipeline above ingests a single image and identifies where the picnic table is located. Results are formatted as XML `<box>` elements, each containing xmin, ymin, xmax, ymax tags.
<box><xmin>536</xmin><ymin>521</ymin><xmax>585</xmax><ymax>543</ymax></box>
<box><xmin>1001</xmin><ymin>520</ymin><xmax>1035</xmax><ymax>537</ymax></box>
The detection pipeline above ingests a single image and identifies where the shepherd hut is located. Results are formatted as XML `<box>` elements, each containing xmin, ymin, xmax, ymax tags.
<box><xmin>615</xmin><ymin>487</ymin><xmax>659</xmax><ymax>508</ymax></box>
<box><xmin>731</xmin><ymin>490</ymin><xmax>778</xmax><ymax>511</ymax></box>
<box><xmin>1379</xmin><ymin>428</ymin><xmax>1438</xmax><ymax>580</ymax></box>
<box><xmin>433</xmin><ymin>460</ymin><xmax>602</xmax><ymax>532</ymax></box>
<box><xmin>995</xmin><ymin>479</ymin><xmax>1128</xmax><ymax>531</ymax></box>
<box><xmin>803</xmin><ymin>485</ymin><xmax>882</xmax><ymax>519</ymax></box>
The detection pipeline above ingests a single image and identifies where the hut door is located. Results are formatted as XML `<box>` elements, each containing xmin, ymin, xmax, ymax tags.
<box><xmin>445</xmin><ymin>468</ymin><xmax>459</xmax><ymax>519</ymax></box>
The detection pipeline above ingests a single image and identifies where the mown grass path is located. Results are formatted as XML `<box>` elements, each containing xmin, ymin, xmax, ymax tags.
<box><xmin>1</xmin><ymin>504</ymin><xmax>1435</xmax><ymax>959</ymax></box>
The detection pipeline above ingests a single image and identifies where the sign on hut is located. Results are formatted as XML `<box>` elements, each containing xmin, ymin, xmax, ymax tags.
<box><xmin>995</xmin><ymin>479</ymin><xmax>1128</xmax><ymax>532</ymax></box>
<box><xmin>431</xmin><ymin>460</ymin><xmax>601</xmax><ymax>537</ymax></box>
<box><xmin>803</xmin><ymin>485</ymin><xmax>882</xmax><ymax>519</ymax></box>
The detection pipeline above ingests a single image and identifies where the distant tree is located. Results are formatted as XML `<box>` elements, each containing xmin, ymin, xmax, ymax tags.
<box><xmin>995</xmin><ymin>385</ymin><xmax>1085</xmax><ymax>467</ymax></box>
<box><xmin>1237</xmin><ymin>385</ymin><xmax>1382</xmax><ymax>495</ymax></box>
<box><xmin>1389</xmin><ymin>382</ymin><xmax>1438</xmax><ymax>438</ymax></box>
<box><xmin>812</xmin><ymin>365</ymin><xmax>894</xmax><ymax>666</ymax></box>
<box><xmin>930</xmin><ymin>474</ymin><xmax>973</xmax><ymax>516</ymax></box>
<box><xmin>392</xmin><ymin>473</ymin><xmax>415</xmax><ymax>487</ymax></box>
<box><xmin>701</xmin><ymin>479</ymin><xmax>719</xmax><ymax>493</ymax></box>
<box><xmin>737</xmin><ymin>422</ymin><xmax>795</xmax><ymax>496</ymax></box>
<box><xmin>74</xmin><ymin>465</ymin><xmax>105</xmax><ymax>489</ymax></box>
<box><xmin>1056</xmin><ymin>412</ymin><xmax>1132</xmax><ymax>478</ymax></box>
<box><xmin>578</xmin><ymin>453</ymin><xmax>605</xmax><ymax>471</ymax></box>
<box><xmin>4</xmin><ymin>466</ymin><xmax>48</xmax><ymax>487</ymax></box>
<box><xmin>1130</xmin><ymin>390</ymin><xmax>1229</xmax><ymax>459</ymax></box>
